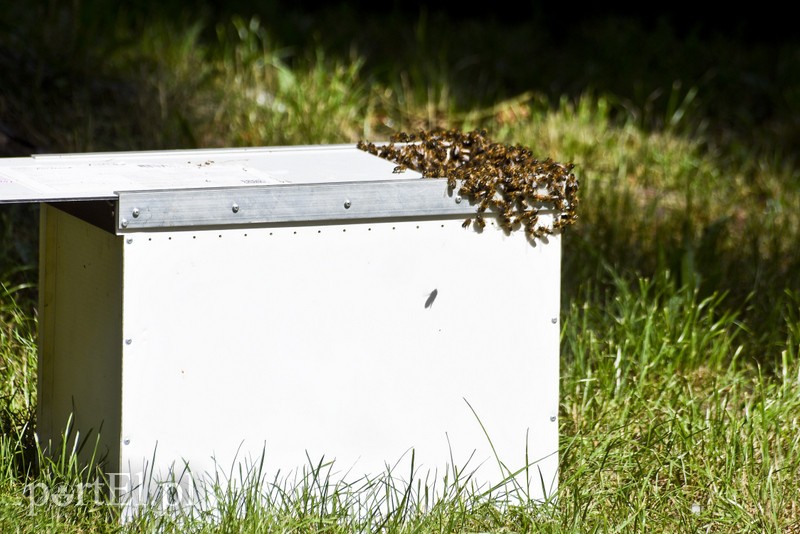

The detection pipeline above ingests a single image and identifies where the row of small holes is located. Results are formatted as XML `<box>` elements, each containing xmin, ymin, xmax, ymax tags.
<box><xmin>146</xmin><ymin>223</ymin><xmax>457</xmax><ymax>241</ymax></box>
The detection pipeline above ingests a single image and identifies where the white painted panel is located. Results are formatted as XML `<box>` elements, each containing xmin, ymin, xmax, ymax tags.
<box><xmin>37</xmin><ymin>205</ymin><xmax>123</xmax><ymax>471</ymax></box>
<box><xmin>119</xmin><ymin>217</ymin><xmax>560</xmax><ymax>505</ymax></box>
<box><xmin>0</xmin><ymin>145</ymin><xmax>422</xmax><ymax>203</ymax></box>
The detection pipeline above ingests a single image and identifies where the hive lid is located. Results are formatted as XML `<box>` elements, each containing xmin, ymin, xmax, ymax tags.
<box><xmin>0</xmin><ymin>144</ymin><xmax>423</xmax><ymax>204</ymax></box>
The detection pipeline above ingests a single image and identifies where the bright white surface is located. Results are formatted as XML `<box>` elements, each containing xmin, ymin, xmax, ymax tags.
<box><xmin>119</xmin><ymin>217</ymin><xmax>561</xmax><ymax>504</ymax></box>
<box><xmin>0</xmin><ymin>145</ymin><xmax>422</xmax><ymax>203</ymax></box>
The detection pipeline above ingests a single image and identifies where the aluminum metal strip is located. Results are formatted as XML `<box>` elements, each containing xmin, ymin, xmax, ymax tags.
<box><xmin>116</xmin><ymin>179</ymin><xmax>487</xmax><ymax>232</ymax></box>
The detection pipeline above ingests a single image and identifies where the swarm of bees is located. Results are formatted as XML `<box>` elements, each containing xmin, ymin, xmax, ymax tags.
<box><xmin>357</xmin><ymin>128</ymin><xmax>579</xmax><ymax>239</ymax></box>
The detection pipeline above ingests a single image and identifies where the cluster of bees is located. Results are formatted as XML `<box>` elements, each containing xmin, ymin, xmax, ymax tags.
<box><xmin>357</xmin><ymin>128</ymin><xmax>580</xmax><ymax>239</ymax></box>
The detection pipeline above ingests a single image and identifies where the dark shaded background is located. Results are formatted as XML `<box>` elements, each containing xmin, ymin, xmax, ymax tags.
<box><xmin>189</xmin><ymin>0</ymin><xmax>798</xmax><ymax>44</ymax></box>
<box><xmin>2</xmin><ymin>0</ymin><xmax>797</xmax><ymax>156</ymax></box>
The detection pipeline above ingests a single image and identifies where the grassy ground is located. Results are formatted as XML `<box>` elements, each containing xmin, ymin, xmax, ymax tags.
<box><xmin>1</xmin><ymin>2</ymin><xmax>799</xmax><ymax>532</ymax></box>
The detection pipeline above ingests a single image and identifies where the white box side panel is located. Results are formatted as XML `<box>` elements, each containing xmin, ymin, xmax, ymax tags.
<box><xmin>38</xmin><ymin>205</ymin><xmax>123</xmax><ymax>471</ymax></box>
<box><xmin>120</xmin><ymin>218</ymin><xmax>560</xmax><ymax>501</ymax></box>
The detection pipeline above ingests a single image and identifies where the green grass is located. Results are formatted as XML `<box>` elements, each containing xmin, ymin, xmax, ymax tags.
<box><xmin>557</xmin><ymin>271</ymin><xmax>800</xmax><ymax>531</ymax></box>
<box><xmin>1</xmin><ymin>1</ymin><xmax>800</xmax><ymax>531</ymax></box>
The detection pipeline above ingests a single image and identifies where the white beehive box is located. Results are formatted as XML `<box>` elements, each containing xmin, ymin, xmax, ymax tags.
<box><xmin>0</xmin><ymin>144</ymin><xmax>561</xmax><ymax>511</ymax></box>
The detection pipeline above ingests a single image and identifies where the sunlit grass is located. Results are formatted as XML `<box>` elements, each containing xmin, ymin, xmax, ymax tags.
<box><xmin>1</xmin><ymin>2</ymin><xmax>799</xmax><ymax>531</ymax></box>
<box><xmin>556</xmin><ymin>273</ymin><xmax>800</xmax><ymax>532</ymax></box>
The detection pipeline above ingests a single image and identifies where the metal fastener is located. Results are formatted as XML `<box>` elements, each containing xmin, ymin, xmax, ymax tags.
<box><xmin>126</xmin><ymin>238</ymin><xmax>133</xmax><ymax>245</ymax></box>
<box><xmin>343</xmin><ymin>200</ymin><xmax>351</xmax><ymax>209</ymax></box>
<box><xmin>232</xmin><ymin>203</ymin><xmax>240</xmax><ymax>213</ymax></box>
<box><xmin>551</xmin><ymin>317</ymin><xmax>558</xmax><ymax>324</ymax></box>
<box><xmin>131</xmin><ymin>208</ymin><xmax>140</xmax><ymax>218</ymax></box>
<box><xmin>550</xmin><ymin>416</ymin><xmax>557</xmax><ymax>422</ymax></box>
<box><xmin>455</xmin><ymin>196</ymin><xmax>462</xmax><ymax>204</ymax></box>
<box><xmin>121</xmin><ymin>218</ymin><xmax>129</xmax><ymax>228</ymax></box>
<box><xmin>125</xmin><ymin>339</ymin><xmax>132</xmax><ymax>345</ymax></box>
<box><xmin>123</xmin><ymin>438</ymin><xmax>130</xmax><ymax>445</ymax></box>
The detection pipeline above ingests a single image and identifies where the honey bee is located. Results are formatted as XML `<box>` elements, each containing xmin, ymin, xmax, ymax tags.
<box><xmin>356</xmin><ymin>128</ymin><xmax>579</xmax><ymax>241</ymax></box>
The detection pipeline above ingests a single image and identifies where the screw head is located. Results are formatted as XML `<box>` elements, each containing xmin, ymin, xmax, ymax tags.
<box><xmin>132</xmin><ymin>208</ymin><xmax>140</xmax><ymax>218</ymax></box>
<box><xmin>121</xmin><ymin>218</ymin><xmax>129</xmax><ymax>228</ymax></box>
<box><xmin>126</xmin><ymin>238</ymin><xmax>133</xmax><ymax>244</ymax></box>
<box><xmin>125</xmin><ymin>338</ymin><xmax>132</xmax><ymax>345</ymax></box>
<box><xmin>123</xmin><ymin>438</ymin><xmax>131</xmax><ymax>445</ymax></box>
<box><xmin>550</xmin><ymin>416</ymin><xmax>557</xmax><ymax>422</ymax></box>
<box><xmin>343</xmin><ymin>200</ymin><xmax>351</xmax><ymax>209</ymax></box>
<box><xmin>455</xmin><ymin>196</ymin><xmax>462</xmax><ymax>204</ymax></box>
<box><xmin>551</xmin><ymin>317</ymin><xmax>558</xmax><ymax>324</ymax></box>
<box><xmin>232</xmin><ymin>203</ymin><xmax>240</xmax><ymax>213</ymax></box>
